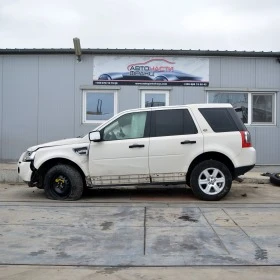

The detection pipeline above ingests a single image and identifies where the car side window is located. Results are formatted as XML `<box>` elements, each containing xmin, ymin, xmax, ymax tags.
<box><xmin>103</xmin><ymin>111</ymin><xmax>148</xmax><ymax>141</ymax></box>
<box><xmin>151</xmin><ymin>109</ymin><xmax>197</xmax><ymax>137</ymax></box>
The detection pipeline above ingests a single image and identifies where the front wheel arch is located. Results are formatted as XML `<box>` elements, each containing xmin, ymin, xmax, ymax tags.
<box><xmin>35</xmin><ymin>158</ymin><xmax>86</xmax><ymax>189</ymax></box>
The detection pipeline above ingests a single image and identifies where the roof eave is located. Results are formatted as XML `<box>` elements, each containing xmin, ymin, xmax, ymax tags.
<box><xmin>0</xmin><ymin>48</ymin><xmax>279</xmax><ymax>57</ymax></box>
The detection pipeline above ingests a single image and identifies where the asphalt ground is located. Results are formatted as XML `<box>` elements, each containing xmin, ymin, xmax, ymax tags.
<box><xmin>0</xmin><ymin>182</ymin><xmax>280</xmax><ymax>279</ymax></box>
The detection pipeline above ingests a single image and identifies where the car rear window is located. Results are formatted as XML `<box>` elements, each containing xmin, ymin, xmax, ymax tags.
<box><xmin>199</xmin><ymin>108</ymin><xmax>246</xmax><ymax>132</ymax></box>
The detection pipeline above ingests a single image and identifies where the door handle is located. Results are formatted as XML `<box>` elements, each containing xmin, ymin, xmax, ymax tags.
<box><xmin>181</xmin><ymin>140</ymin><xmax>196</xmax><ymax>144</ymax></box>
<box><xmin>129</xmin><ymin>144</ymin><xmax>145</xmax><ymax>148</ymax></box>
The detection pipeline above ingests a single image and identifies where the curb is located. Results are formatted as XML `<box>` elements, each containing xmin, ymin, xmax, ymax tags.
<box><xmin>0</xmin><ymin>168</ymin><xmax>23</xmax><ymax>184</ymax></box>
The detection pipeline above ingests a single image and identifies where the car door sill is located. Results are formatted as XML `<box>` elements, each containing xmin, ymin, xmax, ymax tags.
<box><xmin>86</xmin><ymin>181</ymin><xmax>187</xmax><ymax>189</ymax></box>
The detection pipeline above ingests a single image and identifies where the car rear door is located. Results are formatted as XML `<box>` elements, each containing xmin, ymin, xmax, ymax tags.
<box><xmin>148</xmin><ymin>107</ymin><xmax>203</xmax><ymax>183</ymax></box>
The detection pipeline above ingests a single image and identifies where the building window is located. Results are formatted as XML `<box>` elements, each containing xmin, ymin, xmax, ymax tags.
<box><xmin>83</xmin><ymin>91</ymin><xmax>117</xmax><ymax>123</ymax></box>
<box><xmin>207</xmin><ymin>91</ymin><xmax>276</xmax><ymax>125</ymax></box>
<box><xmin>252</xmin><ymin>94</ymin><xmax>273</xmax><ymax>123</ymax></box>
<box><xmin>141</xmin><ymin>90</ymin><xmax>169</xmax><ymax>108</ymax></box>
<box><xmin>208</xmin><ymin>92</ymin><xmax>248</xmax><ymax>123</ymax></box>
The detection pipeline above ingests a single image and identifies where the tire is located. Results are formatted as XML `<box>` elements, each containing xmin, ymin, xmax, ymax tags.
<box><xmin>44</xmin><ymin>164</ymin><xmax>83</xmax><ymax>200</ymax></box>
<box><xmin>190</xmin><ymin>160</ymin><xmax>232</xmax><ymax>201</ymax></box>
<box><xmin>270</xmin><ymin>173</ymin><xmax>280</xmax><ymax>186</ymax></box>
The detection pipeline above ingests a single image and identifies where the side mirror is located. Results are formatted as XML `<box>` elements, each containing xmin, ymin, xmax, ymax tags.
<box><xmin>89</xmin><ymin>131</ymin><xmax>101</xmax><ymax>142</ymax></box>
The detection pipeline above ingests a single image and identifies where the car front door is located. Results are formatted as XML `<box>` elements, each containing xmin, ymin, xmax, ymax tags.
<box><xmin>148</xmin><ymin>108</ymin><xmax>203</xmax><ymax>183</ymax></box>
<box><xmin>88</xmin><ymin>110</ymin><xmax>151</xmax><ymax>186</ymax></box>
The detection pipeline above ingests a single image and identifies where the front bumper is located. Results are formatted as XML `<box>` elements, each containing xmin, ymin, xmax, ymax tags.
<box><xmin>18</xmin><ymin>153</ymin><xmax>33</xmax><ymax>183</ymax></box>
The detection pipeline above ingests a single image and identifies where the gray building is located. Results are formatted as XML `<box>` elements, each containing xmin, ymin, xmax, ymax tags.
<box><xmin>0</xmin><ymin>49</ymin><xmax>279</xmax><ymax>164</ymax></box>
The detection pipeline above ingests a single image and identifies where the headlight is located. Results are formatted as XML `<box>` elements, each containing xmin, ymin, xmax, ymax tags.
<box><xmin>23</xmin><ymin>151</ymin><xmax>36</xmax><ymax>162</ymax></box>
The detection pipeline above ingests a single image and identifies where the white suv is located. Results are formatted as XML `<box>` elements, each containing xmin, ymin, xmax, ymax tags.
<box><xmin>18</xmin><ymin>104</ymin><xmax>256</xmax><ymax>201</ymax></box>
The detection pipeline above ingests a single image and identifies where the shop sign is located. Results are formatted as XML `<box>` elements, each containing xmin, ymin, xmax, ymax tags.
<box><xmin>93</xmin><ymin>56</ymin><xmax>209</xmax><ymax>86</ymax></box>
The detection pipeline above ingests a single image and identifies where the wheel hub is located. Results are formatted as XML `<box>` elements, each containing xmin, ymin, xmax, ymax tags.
<box><xmin>53</xmin><ymin>176</ymin><xmax>70</xmax><ymax>195</ymax></box>
<box><xmin>198</xmin><ymin>168</ymin><xmax>226</xmax><ymax>195</ymax></box>
<box><xmin>208</xmin><ymin>176</ymin><xmax>216</xmax><ymax>184</ymax></box>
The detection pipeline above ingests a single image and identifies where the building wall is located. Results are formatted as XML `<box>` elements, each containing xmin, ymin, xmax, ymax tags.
<box><xmin>0</xmin><ymin>54</ymin><xmax>279</xmax><ymax>163</ymax></box>
<box><xmin>0</xmin><ymin>56</ymin><xmax>3</xmax><ymax>161</ymax></box>
<box><xmin>209</xmin><ymin>57</ymin><xmax>280</xmax><ymax>164</ymax></box>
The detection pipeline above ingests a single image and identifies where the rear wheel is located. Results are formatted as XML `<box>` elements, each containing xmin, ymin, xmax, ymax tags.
<box><xmin>190</xmin><ymin>160</ymin><xmax>232</xmax><ymax>201</ymax></box>
<box><xmin>44</xmin><ymin>164</ymin><xmax>83</xmax><ymax>200</ymax></box>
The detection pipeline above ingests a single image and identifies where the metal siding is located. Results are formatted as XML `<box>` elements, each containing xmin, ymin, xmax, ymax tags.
<box><xmin>2</xmin><ymin>56</ymin><xmax>39</xmax><ymax>161</ymax></box>
<box><xmin>0</xmin><ymin>56</ymin><xmax>3</xmax><ymax>160</ymax></box>
<box><xmin>0</xmin><ymin>53</ymin><xmax>280</xmax><ymax>164</ymax></box>
<box><xmin>253</xmin><ymin>91</ymin><xmax>280</xmax><ymax>164</ymax></box>
<box><xmin>209</xmin><ymin>57</ymin><xmax>221</xmax><ymax>87</ymax></box>
<box><xmin>169</xmin><ymin>87</ymin><xmax>184</xmax><ymax>105</ymax></box>
<box><xmin>38</xmin><ymin>55</ymin><xmax>75</xmax><ymax>143</ymax></box>
<box><xmin>118</xmin><ymin>86</ymin><xmax>139</xmax><ymax>112</ymax></box>
<box><xmin>247</xmin><ymin>127</ymin><xmax>256</xmax><ymax>147</ymax></box>
<box><xmin>250</xmin><ymin>59</ymin><xmax>280</xmax><ymax>164</ymax></box>
<box><xmin>220</xmin><ymin>57</ymin><xmax>256</xmax><ymax>88</ymax></box>
<box><xmin>183</xmin><ymin>87</ymin><xmax>206</xmax><ymax>104</ymax></box>
<box><xmin>255</xmin><ymin>127</ymin><xmax>280</xmax><ymax>164</ymax></box>
<box><xmin>256</xmin><ymin>58</ymin><xmax>280</xmax><ymax>88</ymax></box>
<box><xmin>74</xmin><ymin>55</ymin><xmax>96</xmax><ymax>137</ymax></box>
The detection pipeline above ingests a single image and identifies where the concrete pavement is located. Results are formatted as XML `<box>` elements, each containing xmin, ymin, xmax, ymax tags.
<box><xmin>1</xmin><ymin>182</ymin><xmax>280</xmax><ymax>267</ymax></box>
<box><xmin>1</xmin><ymin>266</ymin><xmax>280</xmax><ymax>280</ymax></box>
<box><xmin>1</xmin><ymin>202</ymin><xmax>280</xmax><ymax>266</ymax></box>
<box><xmin>1</xmin><ymin>164</ymin><xmax>280</xmax><ymax>279</ymax></box>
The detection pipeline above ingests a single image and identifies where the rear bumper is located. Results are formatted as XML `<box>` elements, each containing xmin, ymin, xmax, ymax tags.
<box><xmin>234</xmin><ymin>164</ymin><xmax>255</xmax><ymax>178</ymax></box>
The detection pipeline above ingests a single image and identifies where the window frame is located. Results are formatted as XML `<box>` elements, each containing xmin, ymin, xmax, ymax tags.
<box><xmin>251</xmin><ymin>93</ymin><xmax>275</xmax><ymax>125</ymax></box>
<box><xmin>101</xmin><ymin>111</ymin><xmax>150</xmax><ymax>141</ymax></box>
<box><xmin>207</xmin><ymin>91</ymin><xmax>276</xmax><ymax>126</ymax></box>
<box><xmin>82</xmin><ymin>90</ymin><xmax>118</xmax><ymax>124</ymax></box>
<box><xmin>150</xmin><ymin>108</ymin><xmax>198</xmax><ymax>137</ymax></box>
<box><xmin>140</xmin><ymin>90</ymin><xmax>170</xmax><ymax>108</ymax></box>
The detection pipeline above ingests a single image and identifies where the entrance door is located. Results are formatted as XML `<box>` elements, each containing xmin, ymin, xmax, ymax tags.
<box><xmin>88</xmin><ymin>110</ymin><xmax>151</xmax><ymax>186</ymax></box>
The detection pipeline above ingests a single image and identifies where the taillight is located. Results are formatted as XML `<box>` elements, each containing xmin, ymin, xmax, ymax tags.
<box><xmin>240</xmin><ymin>131</ymin><xmax>252</xmax><ymax>148</ymax></box>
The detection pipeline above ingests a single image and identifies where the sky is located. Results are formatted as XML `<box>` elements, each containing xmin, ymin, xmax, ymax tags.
<box><xmin>0</xmin><ymin>0</ymin><xmax>279</xmax><ymax>51</ymax></box>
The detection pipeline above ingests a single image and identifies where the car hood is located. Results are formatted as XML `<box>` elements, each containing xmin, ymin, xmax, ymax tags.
<box><xmin>27</xmin><ymin>137</ymin><xmax>89</xmax><ymax>152</ymax></box>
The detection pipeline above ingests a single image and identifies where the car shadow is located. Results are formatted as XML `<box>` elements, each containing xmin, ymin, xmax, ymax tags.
<box><xmin>82</xmin><ymin>185</ymin><xmax>198</xmax><ymax>202</ymax></box>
